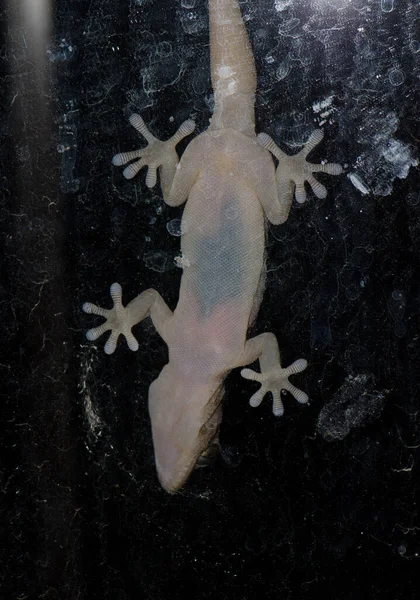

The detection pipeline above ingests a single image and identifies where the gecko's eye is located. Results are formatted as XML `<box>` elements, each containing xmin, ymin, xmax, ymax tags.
<box><xmin>195</xmin><ymin>439</ymin><xmax>220</xmax><ymax>468</ymax></box>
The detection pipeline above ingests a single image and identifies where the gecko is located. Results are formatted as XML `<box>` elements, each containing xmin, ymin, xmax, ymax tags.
<box><xmin>82</xmin><ymin>0</ymin><xmax>342</xmax><ymax>493</ymax></box>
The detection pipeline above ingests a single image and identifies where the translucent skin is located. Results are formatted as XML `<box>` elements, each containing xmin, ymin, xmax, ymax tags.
<box><xmin>83</xmin><ymin>0</ymin><xmax>342</xmax><ymax>493</ymax></box>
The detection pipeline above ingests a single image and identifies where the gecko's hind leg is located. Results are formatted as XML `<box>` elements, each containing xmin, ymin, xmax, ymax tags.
<box><xmin>112</xmin><ymin>114</ymin><xmax>195</xmax><ymax>198</ymax></box>
<box><xmin>258</xmin><ymin>129</ymin><xmax>343</xmax><ymax>206</ymax></box>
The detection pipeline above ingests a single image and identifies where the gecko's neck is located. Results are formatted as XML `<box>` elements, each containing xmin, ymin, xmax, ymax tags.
<box><xmin>208</xmin><ymin>0</ymin><xmax>257</xmax><ymax>136</ymax></box>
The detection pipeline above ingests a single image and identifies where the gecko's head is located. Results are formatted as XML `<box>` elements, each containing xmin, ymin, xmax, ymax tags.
<box><xmin>148</xmin><ymin>364</ymin><xmax>224</xmax><ymax>493</ymax></box>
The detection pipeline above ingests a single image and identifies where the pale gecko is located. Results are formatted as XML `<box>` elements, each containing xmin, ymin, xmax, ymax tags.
<box><xmin>83</xmin><ymin>0</ymin><xmax>342</xmax><ymax>493</ymax></box>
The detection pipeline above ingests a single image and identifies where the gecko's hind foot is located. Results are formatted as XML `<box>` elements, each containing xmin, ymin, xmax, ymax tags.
<box><xmin>83</xmin><ymin>283</ymin><xmax>139</xmax><ymax>354</ymax></box>
<box><xmin>112</xmin><ymin>114</ymin><xmax>195</xmax><ymax>186</ymax></box>
<box><xmin>258</xmin><ymin>129</ymin><xmax>343</xmax><ymax>205</ymax></box>
<box><xmin>241</xmin><ymin>358</ymin><xmax>308</xmax><ymax>417</ymax></box>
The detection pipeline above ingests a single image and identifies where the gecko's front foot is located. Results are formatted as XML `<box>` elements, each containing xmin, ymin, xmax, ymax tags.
<box><xmin>112</xmin><ymin>114</ymin><xmax>195</xmax><ymax>186</ymax></box>
<box><xmin>241</xmin><ymin>358</ymin><xmax>308</xmax><ymax>417</ymax></box>
<box><xmin>83</xmin><ymin>283</ymin><xmax>139</xmax><ymax>354</ymax></box>
<box><xmin>258</xmin><ymin>129</ymin><xmax>343</xmax><ymax>205</ymax></box>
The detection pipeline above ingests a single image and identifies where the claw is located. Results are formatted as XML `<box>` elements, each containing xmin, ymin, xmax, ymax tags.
<box><xmin>129</xmin><ymin>113</ymin><xmax>157</xmax><ymax>143</ymax></box>
<box><xmin>122</xmin><ymin>158</ymin><xmax>147</xmax><ymax>180</ymax></box>
<box><xmin>112</xmin><ymin>149</ymin><xmax>143</xmax><ymax>167</ymax></box>
<box><xmin>169</xmin><ymin>119</ymin><xmax>196</xmax><ymax>143</ymax></box>
<box><xmin>85</xmin><ymin>323</ymin><xmax>110</xmax><ymax>342</ymax></box>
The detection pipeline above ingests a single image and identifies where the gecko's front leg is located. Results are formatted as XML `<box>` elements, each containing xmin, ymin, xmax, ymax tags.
<box><xmin>236</xmin><ymin>333</ymin><xmax>308</xmax><ymax>417</ymax></box>
<box><xmin>112</xmin><ymin>114</ymin><xmax>196</xmax><ymax>203</ymax></box>
<box><xmin>83</xmin><ymin>283</ymin><xmax>172</xmax><ymax>354</ymax></box>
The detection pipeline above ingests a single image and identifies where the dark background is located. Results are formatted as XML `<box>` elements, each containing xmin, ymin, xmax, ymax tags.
<box><xmin>1</xmin><ymin>0</ymin><xmax>419</xmax><ymax>598</ymax></box>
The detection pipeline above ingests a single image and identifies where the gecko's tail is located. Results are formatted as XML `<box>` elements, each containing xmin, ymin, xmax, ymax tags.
<box><xmin>208</xmin><ymin>0</ymin><xmax>257</xmax><ymax>134</ymax></box>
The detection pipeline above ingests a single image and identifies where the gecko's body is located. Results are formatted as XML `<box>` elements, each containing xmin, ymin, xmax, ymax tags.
<box><xmin>83</xmin><ymin>0</ymin><xmax>342</xmax><ymax>492</ymax></box>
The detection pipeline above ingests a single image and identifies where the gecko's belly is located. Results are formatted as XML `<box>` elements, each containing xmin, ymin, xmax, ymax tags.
<box><xmin>175</xmin><ymin>174</ymin><xmax>265</xmax><ymax>333</ymax></box>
